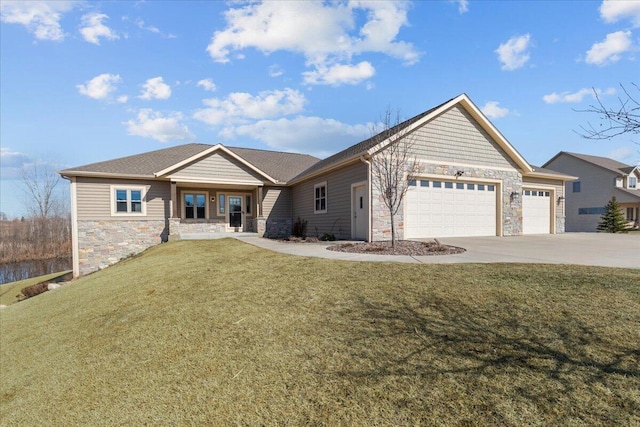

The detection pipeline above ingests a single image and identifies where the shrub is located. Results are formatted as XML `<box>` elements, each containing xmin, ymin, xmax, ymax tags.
<box><xmin>21</xmin><ymin>282</ymin><xmax>49</xmax><ymax>299</ymax></box>
<box><xmin>292</xmin><ymin>217</ymin><xmax>307</xmax><ymax>238</ymax></box>
<box><xmin>319</xmin><ymin>232</ymin><xmax>336</xmax><ymax>241</ymax></box>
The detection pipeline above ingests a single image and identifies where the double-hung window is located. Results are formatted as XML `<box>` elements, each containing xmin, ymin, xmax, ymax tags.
<box><xmin>112</xmin><ymin>186</ymin><xmax>145</xmax><ymax>215</ymax></box>
<box><xmin>629</xmin><ymin>176</ymin><xmax>637</xmax><ymax>189</ymax></box>
<box><xmin>314</xmin><ymin>182</ymin><xmax>327</xmax><ymax>214</ymax></box>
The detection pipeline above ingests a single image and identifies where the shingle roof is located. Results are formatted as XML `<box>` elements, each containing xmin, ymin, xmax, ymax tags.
<box><xmin>290</xmin><ymin>98</ymin><xmax>452</xmax><ymax>183</ymax></box>
<box><xmin>529</xmin><ymin>165</ymin><xmax>573</xmax><ymax>177</ymax></box>
<box><xmin>60</xmin><ymin>143</ymin><xmax>321</xmax><ymax>183</ymax></box>
<box><xmin>227</xmin><ymin>147</ymin><xmax>319</xmax><ymax>182</ymax></box>
<box><xmin>60</xmin><ymin>143</ymin><xmax>212</xmax><ymax>177</ymax></box>
<box><xmin>557</xmin><ymin>152</ymin><xmax>634</xmax><ymax>175</ymax></box>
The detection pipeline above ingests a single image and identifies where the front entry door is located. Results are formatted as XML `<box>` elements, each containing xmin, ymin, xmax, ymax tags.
<box><xmin>228</xmin><ymin>196</ymin><xmax>242</xmax><ymax>228</ymax></box>
<box><xmin>353</xmin><ymin>185</ymin><xmax>368</xmax><ymax>240</ymax></box>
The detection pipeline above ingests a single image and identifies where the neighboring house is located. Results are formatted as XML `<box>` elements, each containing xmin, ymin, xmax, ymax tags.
<box><xmin>544</xmin><ymin>152</ymin><xmax>640</xmax><ymax>232</ymax></box>
<box><xmin>60</xmin><ymin>94</ymin><xmax>576</xmax><ymax>277</ymax></box>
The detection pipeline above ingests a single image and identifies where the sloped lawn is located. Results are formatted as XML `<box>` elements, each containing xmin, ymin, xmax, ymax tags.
<box><xmin>1</xmin><ymin>239</ymin><xmax>638</xmax><ymax>426</ymax></box>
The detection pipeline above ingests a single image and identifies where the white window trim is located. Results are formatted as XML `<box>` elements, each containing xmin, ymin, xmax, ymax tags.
<box><xmin>181</xmin><ymin>190</ymin><xmax>209</xmax><ymax>220</ymax></box>
<box><xmin>628</xmin><ymin>176</ymin><xmax>637</xmax><ymax>190</ymax></box>
<box><xmin>110</xmin><ymin>185</ymin><xmax>147</xmax><ymax>216</ymax></box>
<box><xmin>314</xmin><ymin>181</ymin><xmax>327</xmax><ymax>214</ymax></box>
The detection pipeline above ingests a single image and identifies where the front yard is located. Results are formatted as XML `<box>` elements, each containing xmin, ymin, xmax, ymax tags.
<box><xmin>1</xmin><ymin>239</ymin><xmax>638</xmax><ymax>426</ymax></box>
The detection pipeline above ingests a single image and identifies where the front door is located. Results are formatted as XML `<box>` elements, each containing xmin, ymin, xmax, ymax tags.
<box><xmin>353</xmin><ymin>184</ymin><xmax>368</xmax><ymax>240</ymax></box>
<box><xmin>228</xmin><ymin>196</ymin><xmax>242</xmax><ymax>228</ymax></box>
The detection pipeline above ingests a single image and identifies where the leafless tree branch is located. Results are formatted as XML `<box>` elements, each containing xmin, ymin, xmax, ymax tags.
<box><xmin>575</xmin><ymin>83</ymin><xmax>640</xmax><ymax>140</ymax></box>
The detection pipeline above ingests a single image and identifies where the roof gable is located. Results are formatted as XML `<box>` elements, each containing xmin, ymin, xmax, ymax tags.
<box><xmin>544</xmin><ymin>152</ymin><xmax>634</xmax><ymax>176</ymax></box>
<box><xmin>291</xmin><ymin>94</ymin><xmax>533</xmax><ymax>183</ymax></box>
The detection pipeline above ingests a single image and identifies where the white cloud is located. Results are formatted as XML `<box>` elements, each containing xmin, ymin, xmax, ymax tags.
<box><xmin>124</xmin><ymin>109</ymin><xmax>194</xmax><ymax>143</ymax></box>
<box><xmin>268</xmin><ymin>65</ymin><xmax>284</xmax><ymax>78</ymax></box>
<box><xmin>79</xmin><ymin>12</ymin><xmax>119</xmax><ymax>45</ymax></box>
<box><xmin>585</xmin><ymin>30</ymin><xmax>632</xmax><ymax>66</ymax></box>
<box><xmin>0</xmin><ymin>147</ymin><xmax>32</xmax><ymax>180</ymax></box>
<box><xmin>206</xmin><ymin>1</ymin><xmax>418</xmax><ymax>85</ymax></box>
<box><xmin>117</xmin><ymin>95</ymin><xmax>128</xmax><ymax>104</ymax></box>
<box><xmin>480</xmin><ymin>101</ymin><xmax>510</xmax><ymax>119</ymax></box>
<box><xmin>196</xmin><ymin>78</ymin><xmax>217</xmax><ymax>92</ymax></box>
<box><xmin>495</xmin><ymin>34</ymin><xmax>532</xmax><ymax>71</ymax></box>
<box><xmin>76</xmin><ymin>73</ymin><xmax>121</xmax><ymax>100</ymax></box>
<box><xmin>139</xmin><ymin>77</ymin><xmax>171</xmax><ymax>100</ymax></box>
<box><xmin>303</xmin><ymin>61</ymin><xmax>375</xmax><ymax>86</ymax></box>
<box><xmin>193</xmin><ymin>88</ymin><xmax>307</xmax><ymax>125</ymax></box>
<box><xmin>600</xmin><ymin>0</ymin><xmax>640</xmax><ymax>27</ymax></box>
<box><xmin>221</xmin><ymin>116</ymin><xmax>369</xmax><ymax>158</ymax></box>
<box><xmin>542</xmin><ymin>87</ymin><xmax>616</xmax><ymax>104</ymax></box>
<box><xmin>0</xmin><ymin>0</ymin><xmax>78</xmax><ymax>41</ymax></box>
<box><xmin>607</xmin><ymin>146</ymin><xmax>635</xmax><ymax>163</ymax></box>
<box><xmin>452</xmin><ymin>0</ymin><xmax>469</xmax><ymax>14</ymax></box>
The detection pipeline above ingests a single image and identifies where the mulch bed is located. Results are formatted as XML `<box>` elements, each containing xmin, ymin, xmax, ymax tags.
<box><xmin>327</xmin><ymin>240</ymin><xmax>466</xmax><ymax>256</ymax></box>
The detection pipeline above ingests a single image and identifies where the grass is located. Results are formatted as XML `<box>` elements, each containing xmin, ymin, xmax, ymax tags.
<box><xmin>1</xmin><ymin>239</ymin><xmax>639</xmax><ymax>426</ymax></box>
<box><xmin>0</xmin><ymin>270</ymin><xmax>72</xmax><ymax>306</ymax></box>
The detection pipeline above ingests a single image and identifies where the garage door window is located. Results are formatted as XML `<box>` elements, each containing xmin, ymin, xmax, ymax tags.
<box><xmin>408</xmin><ymin>179</ymin><xmax>417</xmax><ymax>186</ymax></box>
<box><xmin>420</xmin><ymin>180</ymin><xmax>429</xmax><ymax>187</ymax></box>
<box><xmin>467</xmin><ymin>184</ymin><xmax>475</xmax><ymax>190</ymax></box>
<box><xmin>433</xmin><ymin>181</ymin><xmax>442</xmax><ymax>188</ymax></box>
<box><xmin>445</xmin><ymin>182</ymin><xmax>453</xmax><ymax>189</ymax></box>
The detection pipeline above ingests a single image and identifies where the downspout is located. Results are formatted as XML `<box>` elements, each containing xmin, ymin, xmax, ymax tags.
<box><xmin>360</xmin><ymin>156</ymin><xmax>372</xmax><ymax>242</ymax></box>
<box><xmin>61</xmin><ymin>175</ymin><xmax>80</xmax><ymax>278</ymax></box>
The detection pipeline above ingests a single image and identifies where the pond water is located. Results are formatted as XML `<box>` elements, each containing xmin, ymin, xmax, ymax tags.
<box><xmin>0</xmin><ymin>258</ymin><xmax>72</xmax><ymax>285</ymax></box>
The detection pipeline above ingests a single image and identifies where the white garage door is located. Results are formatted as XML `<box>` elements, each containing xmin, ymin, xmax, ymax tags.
<box><xmin>405</xmin><ymin>179</ymin><xmax>497</xmax><ymax>238</ymax></box>
<box><xmin>522</xmin><ymin>189</ymin><xmax>551</xmax><ymax>234</ymax></box>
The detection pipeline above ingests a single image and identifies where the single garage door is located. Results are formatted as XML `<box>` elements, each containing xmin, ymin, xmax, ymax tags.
<box><xmin>522</xmin><ymin>189</ymin><xmax>551</xmax><ymax>234</ymax></box>
<box><xmin>405</xmin><ymin>179</ymin><xmax>497</xmax><ymax>238</ymax></box>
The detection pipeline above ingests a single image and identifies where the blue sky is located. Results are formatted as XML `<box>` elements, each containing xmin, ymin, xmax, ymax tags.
<box><xmin>1</xmin><ymin>0</ymin><xmax>639</xmax><ymax>217</ymax></box>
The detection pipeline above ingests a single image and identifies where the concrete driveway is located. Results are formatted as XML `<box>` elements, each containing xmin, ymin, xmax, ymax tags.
<box><xmin>426</xmin><ymin>233</ymin><xmax>640</xmax><ymax>269</ymax></box>
<box><xmin>237</xmin><ymin>233</ymin><xmax>639</xmax><ymax>269</ymax></box>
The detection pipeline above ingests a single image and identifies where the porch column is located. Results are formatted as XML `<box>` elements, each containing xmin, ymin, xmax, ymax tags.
<box><xmin>170</xmin><ymin>181</ymin><xmax>178</xmax><ymax>218</ymax></box>
<box><xmin>257</xmin><ymin>186</ymin><xmax>264</xmax><ymax>217</ymax></box>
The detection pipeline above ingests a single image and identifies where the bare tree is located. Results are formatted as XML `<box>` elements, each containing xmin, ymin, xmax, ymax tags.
<box><xmin>369</xmin><ymin>109</ymin><xmax>418</xmax><ymax>249</ymax></box>
<box><xmin>20</xmin><ymin>162</ymin><xmax>63</xmax><ymax>218</ymax></box>
<box><xmin>576</xmin><ymin>83</ymin><xmax>640</xmax><ymax>140</ymax></box>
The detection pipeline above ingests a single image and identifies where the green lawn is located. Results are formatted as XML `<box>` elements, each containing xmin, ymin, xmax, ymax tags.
<box><xmin>1</xmin><ymin>239</ymin><xmax>639</xmax><ymax>426</ymax></box>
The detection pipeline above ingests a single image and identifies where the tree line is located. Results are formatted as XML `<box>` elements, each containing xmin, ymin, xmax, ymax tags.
<box><xmin>0</xmin><ymin>163</ymin><xmax>71</xmax><ymax>264</ymax></box>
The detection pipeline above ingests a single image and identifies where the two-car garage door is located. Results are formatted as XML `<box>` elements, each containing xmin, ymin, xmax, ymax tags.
<box><xmin>405</xmin><ymin>179</ymin><xmax>497</xmax><ymax>238</ymax></box>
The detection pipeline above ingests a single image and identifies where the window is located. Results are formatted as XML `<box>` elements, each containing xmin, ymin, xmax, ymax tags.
<box><xmin>467</xmin><ymin>184</ymin><xmax>475</xmax><ymax>190</ymax></box>
<box><xmin>314</xmin><ymin>182</ymin><xmax>327</xmax><ymax>214</ymax></box>
<box><xmin>578</xmin><ymin>207</ymin><xmax>606</xmax><ymax>215</ymax></box>
<box><xmin>629</xmin><ymin>176</ymin><xmax>637</xmax><ymax>189</ymax></box>
<box><xmin>573</xmin><ymin>181</ymin><xmax>581</xmax><ymax>193</ymax></box>
<box><xmin>219</xmin><ymin>194</ymin><xmax>225</xmax><ymax>214</ymax></box>
<box><xmin>488</xmin><ymin>185</ymin><xmax>495</xmax><ymax>192</ymax></box>
<box><xmin>445</xmin><ymin>182</ymin><xmax>453</xmax><ymax>189</ymax></box>
<box><xmin>420</xmin><ymin>180</ymin><xmax>429</xmax><ymax>187</ymax></box>
<box><xmin>478</xmin><ymin>184</ymin><xmax>485</xmax><ymax>191</ymax></box>
<box><xmin>408</xmin><ymin>179</ymin><xmax>417</xmax><ymax>186</ymax></box>
<box><xmin>524</xmin><ymin>190</ymin><xmax>531</xmax><ymax>196</ymax></box>
<box><xmin>456</xmin><ymin>183</ymin><xmax>464</xmax><ymax>189</ymax></box>
<box><xmin>433</xmin><ymin>181</ymin><xmax>442</xmax><ymax>188</ymax></box>
<box><xmin>111</xmin><ymin>186</ymin><xmax>145</xmax><ymax>215</ymax></box>
<box><xmin>183</xmin><ymin>193</ymin><xmax>207</xmax><ymax>219</ymax></box>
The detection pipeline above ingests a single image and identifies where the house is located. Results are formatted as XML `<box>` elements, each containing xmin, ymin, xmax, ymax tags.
<box><xmin>543</xmin><ymin>152</ymin><xmax>640</xmax><ymax>232</ymax></box>
<box><xmin>60</xmin><ymin>94</ymin><xmax>576</xmax><ymax>277</ymax></box>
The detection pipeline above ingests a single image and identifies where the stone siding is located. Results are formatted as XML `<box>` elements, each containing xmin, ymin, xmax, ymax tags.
<box><xmin>264</xmin><ymin>217</ymin><xmax>292</xmax><ymax>238</ymax></box>
<box><xmin>77</xmin><ymin>219</ymin><xmax>168</xmax><ymax>275</ymax></box>
<box><xmin>371</xmin><ymin>163</ymin><xmax>523</xmax><ymax>241</ymax></box>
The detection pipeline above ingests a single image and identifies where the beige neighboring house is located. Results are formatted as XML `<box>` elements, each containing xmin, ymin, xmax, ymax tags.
<box><xmin>543</xmin><ymin>152</ymin><xmax>640</xmax><ymax>232</ymax></box>
<box><xmin>60</xmin><ymin>94</ymin><xmax>575</xmax><ymax>277</ymax></box>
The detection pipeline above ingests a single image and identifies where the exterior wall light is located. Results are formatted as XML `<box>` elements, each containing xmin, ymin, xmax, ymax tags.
<box><xmin>510</xmin><ymin>191</ymin><xmax>520</xmax><ymax>202</ymax></box>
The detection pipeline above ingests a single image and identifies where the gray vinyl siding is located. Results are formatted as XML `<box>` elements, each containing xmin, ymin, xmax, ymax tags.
<box><xmin>292</xmin><ymin>161</ymin><xmax>367</xmax><ymax>239</ymax></box>
<box><xmin>76</xmin><ymin>177</ymin><xmax>170</xmax><ymax>220</ymax></box>
<box><xmin>169</xmin><ymin>152</ymin><xmax>264</xmax><ymax>184</ymax></box>
<box><xmin>410</xmin><ymin>105</ymin><xmax>518</xmax><ymax>169</ymax></box>
<box><xmin>262</xmin><ymin>187</ymin><xmax>292</xmax><ymax>219</ymax></box>
<box><xmin>545</xmin><ymin>155</ymin><xmax>618</xmax><ymax>232</ymax></box>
